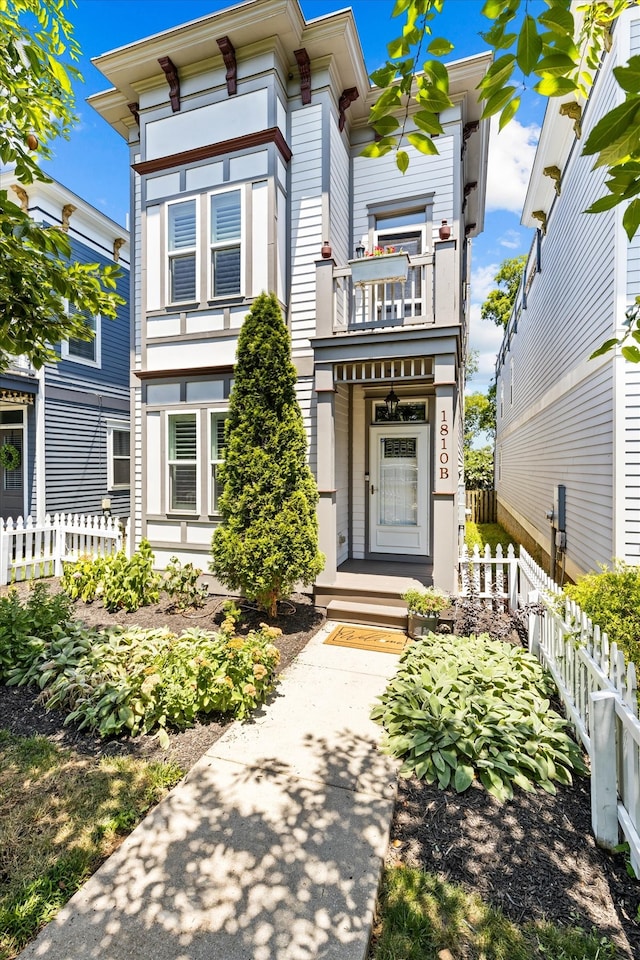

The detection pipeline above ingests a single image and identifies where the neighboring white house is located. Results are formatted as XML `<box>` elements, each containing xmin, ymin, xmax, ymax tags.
<box><xmin>0</xmin><ymin>174</ymin><xmax>131</xmax><ymax>522</ymax></box>
<box><xmin>89</xmin><ymin>0</ymin><xmax>490</xmax><ymax>601</ymax></box>
<box><xmin>494</xmin><ymin>6</ymin><xmax>640</xmax><ymax>582</ymax></box>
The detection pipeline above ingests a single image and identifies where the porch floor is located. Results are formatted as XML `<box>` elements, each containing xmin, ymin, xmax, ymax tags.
<box><xmin>335</xmin><ymin>558</ymin><xmax>432</xmax><ymax>591</ymax></box>
<box><xmin>314</xmin><ymin>559</ymin><xmax>433</xmax><ymax>628</ymax></box>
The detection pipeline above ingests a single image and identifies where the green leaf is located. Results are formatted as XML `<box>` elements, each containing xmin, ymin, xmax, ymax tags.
<box><xmin>370</xmin><ymin>64</ymin><xmax>397</xmax><ymax>88</ymax></box>
<box><xmin>583</xmin><ymin>96</ymin><xmax>640</xmax><ymax>157</ymax></box>
<box><xmin>396</xmin><ymin>149</ymin><xmax>410</xmax><ymax>174</ymax></box>
<box><xmin>481</xmin><ymin>0</ymin><xmax>509</xmax><ymax>18</ymax></box>
<box><xmin>387</xmin><ymin>35</ymin><xmax>409</xmax><ymax>59</ymax></box>
<box><xmin>621</xmin><ymin>344</ymin><xmax>640</xmax><ymax>363</ymax></box>
<box><xmin>413</xmin><ymin>110</ymin><xmax>444</xmax><ymax>135</ymax></box>
<box><xmin>589</xmin><ymin>338</ymin><xmax>619</xmax><ymax>359</ymax></box>
<box><xmin>517</xmin><ymin>15</ymin><xmax>542</xmax><ymax>76</ymax></box>
<box><xmin>499</xmin><ymin>96</ymin><xmax>520</xmax><ymax>130</ymax></box>
<box><xmin>534</xmin><ymin>75</ymin><xmax>577</xmax><ymax>96</ymax></box>
<box><xmin>585</xmin><ymin>193</ymin><xmax>625</xmax><ymax>215</ymax></box>
<box><xmin>427</xmin><ymin>38</ymin><xmax>454</xmax><ymax>56</ymax></box>
<box><xmin>407</xmin><ymin>132</ymin><xmax>439</xmax><ymax>155</ymax></box>
<box><xmin>454</xmin><ymin>765</ymin><xmax>474</xmax><ymax>792</ymax></box>
<box><xmin>423</xmin><ymin>59</ymin><xmax>450</xmax><ymax>93</ymax></box>
<box><xmin>613</xmin><ymin>56</ymin><xmax>640</xmax><ymax>95</ymax></box>
<box><xmin>372</xmin><ymin>115</ymin><xmax>400</xmax><ymax>136</ymax></box>
<box><xmin>538</xmin><ymin>5</ymin><xmax>575</xmax><ymax>36</ymax></box>
<box><xmin>534</xmin><ymin>53</ymin><xmax>578</xmax><ymax>78</ymax></box>
<box><xmin>622</xmin><ymin>200</ymin><xmax>640</xmax><ymax>242</ymax></box>
<box><xmin>481</xmin><ymin>85</ymin><xmax>517</xmax><ymax>119</ymax></box>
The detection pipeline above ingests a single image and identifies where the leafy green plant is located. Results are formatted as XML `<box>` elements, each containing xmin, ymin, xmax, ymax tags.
<box><xmin>62</xmin><ymin>540</ymin><xmax>161</xmax><ymax>612</ymax></box>
<box><xmin>372</xmin><ymin>633</ymin><xmax>586</xmax><ymax>802</ymax></box>
<box><xmin>564</xmin><ymin>562</ymin><xmax>640</xmax><ymax>682</ymax></box>
<box><xmin>0</xmin><ymin>582</ymin><xmax>73</xmax><ymax>681</ymax></box>
<box><xmin>402</xmin><ymin>587</ymin><xmax>450</xmax><ymax>616</ymax></box>
<box><xmin>163</xmin><ymin>556</ymin><xmax>208</xmax><ymax>612</ymax></box>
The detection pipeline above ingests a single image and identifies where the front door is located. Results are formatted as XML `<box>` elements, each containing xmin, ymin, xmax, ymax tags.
<box><xmin>369</xmin><ymin>424</ymin><xmax>429</xmax><ymax>555</ymax></box>
<box><xmin>0</xmin><ymin>428</ymin><xmax>25</xmax><ymax>520</ymax></box>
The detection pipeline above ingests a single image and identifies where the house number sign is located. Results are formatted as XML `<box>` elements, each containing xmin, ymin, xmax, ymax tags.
<box><xmin>435</xmin><ymin>393</ymin><xmax>455</xmax><ymax>494</ymax></box>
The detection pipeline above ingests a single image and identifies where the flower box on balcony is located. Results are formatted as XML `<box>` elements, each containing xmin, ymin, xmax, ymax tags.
<box><xmin>348</xmin><ymin>252</ymin><xmax>410</xmax><ymax>286</ymax></box>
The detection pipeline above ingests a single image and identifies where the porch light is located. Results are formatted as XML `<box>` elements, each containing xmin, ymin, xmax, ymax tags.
<box><xmin>385</xmin><ymin>386</ymin><xmax>399</xmax><ymax>419</ymax></box>
<box><xmin>355</xmin><ymin>241</ymin><xmax>365</xmax><ymax>258</ymax></box>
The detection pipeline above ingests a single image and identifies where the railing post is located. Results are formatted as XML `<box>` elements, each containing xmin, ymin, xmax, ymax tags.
<box><xmin>0</xmin><ymin>519</ymin><xmax>7</xmax><ymax>586</ymax></box>
<box><xmin>434</xmin><ymin>239</ymin><xmax>457</xmax><ymax>321</ymax></box>
<box><xmin>527</xmin><ymin>590</ymin><xmax>540</xmax><ymax>657</ymax></box>
<box><xmin>53</xmin><ymin>514</ymin><xmax>64</xmax><ymax>577</ymax></box>
<box><xmin>315</xmin><ymin>258</ymin><xmax>336</xmax><ymax>337</ymax></box>
<box><xmin>590</xmin><ymin>690</ymin><xmax>619</xmax><ymax>850</ymax></box>
<box><xmin>508</xmin><ymin>544</ymin><xmax>517</xmax><ymax>610</ymax></box>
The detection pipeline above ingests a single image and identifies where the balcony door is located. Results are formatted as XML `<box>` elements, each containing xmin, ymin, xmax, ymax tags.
<box><xmin>369</xmin><ymin>424</ymin><xmax>429</xmax><ymax>555</ymax></box>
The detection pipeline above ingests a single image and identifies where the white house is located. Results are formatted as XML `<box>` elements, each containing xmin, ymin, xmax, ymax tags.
<box><xmin>494</xmin><ymin>6</ymin><xmax>640</xmax><ymax>583</ymax></box>
<box><xmin>89</xmin><ymin>0</ymin><xmax>490</xmax><ymax>611</ymax></box>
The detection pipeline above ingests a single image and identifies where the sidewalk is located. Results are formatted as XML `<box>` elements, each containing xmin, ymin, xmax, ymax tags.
<box><xmin>20</xmin><ymin>621</ymin><xmax>402</xmax><ymax>960</ymax></box>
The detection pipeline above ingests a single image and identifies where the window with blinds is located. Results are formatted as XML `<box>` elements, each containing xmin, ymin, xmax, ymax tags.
<box><xmin>168</xmin><ymin>199</ymin><xmax>197</xmax><ymax>303</ymax></box>
<box><xmin>109</xmin><ymin>426</ymin><xmax>130</xmax><ymax>489</ymax></box>
<box><xmin>209</xmin><ymin>412</ymin><xmax>228</xmax><ymax>513</ymax></box>
<box><xmin>168</xmin><ymin>413</ymin><xmax>198</xmax><ymax>511</ymax></box>
<box><xmin>64</xmin><ymin>306</ymin><xmax>100</xmax><ymax>365</ymax></box>
<box><xmin>210</xmin><ymin>190</ymin><xmax>242</xmax><ymax>298</ymax></box>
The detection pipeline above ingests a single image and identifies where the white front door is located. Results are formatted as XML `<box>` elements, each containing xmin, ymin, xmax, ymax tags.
<box><xmin>369</xmin><ymin>424</ymin><xmax>429</xmax><ymax>555</ymax></box>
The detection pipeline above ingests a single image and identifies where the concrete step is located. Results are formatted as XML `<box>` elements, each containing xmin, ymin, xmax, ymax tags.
<box><xmin>326</xmin><ymin>598</ymin><xmax>409</xmax><ymax>630</ymax></box>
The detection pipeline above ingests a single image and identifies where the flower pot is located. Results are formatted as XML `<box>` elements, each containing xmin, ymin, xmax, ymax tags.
<box><xmin>407</xmin><ymin>611</ymin><xmax>439</xmax><ymax>639</ymax></box>
<box><xmin>349</xmin><ymin>252</ymin><xmax>409</xmax><ymax>286</ymax></box>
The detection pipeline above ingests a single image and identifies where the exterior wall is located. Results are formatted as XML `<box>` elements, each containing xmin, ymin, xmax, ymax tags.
<box><xmin>335</xmin><ymin>383</ymin><xmax>349</xmax><ymax>566</ymax></box>
<box><xmin>495</xmin><ymin>31</ymin><xmax>622</xmax><ymax>578</ymax></box>
<box><xmin>351</xmin><ymin>387</ymin><xmax>366</xmax><ymax>559</ymax></box>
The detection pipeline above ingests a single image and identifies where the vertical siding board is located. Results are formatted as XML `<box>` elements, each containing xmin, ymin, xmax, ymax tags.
<box><xmin>290</xmin><ymin>104</ymin><xmax>323</xmax><ymax>353</ymax></box>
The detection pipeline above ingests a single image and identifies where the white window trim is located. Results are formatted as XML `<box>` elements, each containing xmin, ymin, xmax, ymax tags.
<box><xmin>106</xmin><ymin>419</ymin><xmax>130</xmax><ymax>491</ymax></box>
<box><xmin>61</xmin><ymin>301</ymin><xmax>102</xmax><ymax>368</ymax></box>
<box><xmin>166</xmin><ymin>409</ymin><xmax>200</xmax><ymax>515</ymax></box>
<box><xmin>373</xmin><ymin>222</ymin><xmax>427</xmax><ymax>255</ymax></box>
<box><xmin>207</xmin><ymin>185</ymin><xmax>245</xmax><ymax>301</ymax></box>
<box><xmin>166</xmin><ymin>196</ymin><xmax>200</xmax><ymax>307</ymax></box>
<box><xmin>208</xmin><ymin>407</ymin><xmax>229</xmax><ymax>516</ymax></box>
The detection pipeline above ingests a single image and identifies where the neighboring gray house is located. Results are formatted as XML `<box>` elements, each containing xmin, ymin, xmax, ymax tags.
<box><xmin>89</xmin><ymin>0</ymin><xmax>490</xmax><ymax>601</ymax></box>
<box><xmin>494</xmin><ymin>5</ymin><xmax>640</xmax><ymax>582</ymax></box>
<box><xmin>0</xmin><ymin>175</ymin><xmax>131</xmax><ymax>521</ymax></box>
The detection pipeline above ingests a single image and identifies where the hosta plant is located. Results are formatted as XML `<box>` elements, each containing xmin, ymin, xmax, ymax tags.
<box><xmin>0</xmin><ymin>582</ymin><xmax>73</xmax><ymax>681</ymax></box>
<box><xmin>371</xmin><ymin>633</ymin><xmax>586</xmax><ymax>802</ymax></box>
<box><xmin>62</xmin><ymin>539</ymin><xmax>161</xmax><ymax>612</ymax></box>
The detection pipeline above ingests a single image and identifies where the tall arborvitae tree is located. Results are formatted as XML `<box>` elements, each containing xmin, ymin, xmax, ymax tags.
<box><xmin>211</xmin><ymin>293</ymin><xmax>324</xmax><ymax>616</ymax></box>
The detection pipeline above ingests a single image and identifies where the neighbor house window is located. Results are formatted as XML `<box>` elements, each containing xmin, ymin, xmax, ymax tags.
<box><xmin>210</xmin><ymin>189</ymin><xmax>242</xmax><ymax>298</ymax></box>
<box><xmin>168</xmin><ymin>199</ymin><xmax>197</xmax><ymax>303</ymax></box>
<box><xmin>168</xmin><ymin>412</ymin><xmax>198</xmax><ymax>511</ymax></box>
<box><xmin>107</xmin><ymin>422</ymin><xmax>130</xmax><ymax>489</ymax></box>
<box><xmin>209</xmin><ymin>412</ymin><xmax>229</xmax><ymax>513</ymax></box>
<box><xmin>62</xmin><ymin>306</ymin><xmax>101</xmax><ymax>367</ymax></box>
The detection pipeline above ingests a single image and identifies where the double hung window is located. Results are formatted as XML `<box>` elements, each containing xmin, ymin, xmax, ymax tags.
<box><xmin>168</xmin><ymin>199</ymin><xmax>197</xmax><ymax>303</ymax></box>
<box><xmin>210</xmin><ymin>190</ymin><xmax>242</xmax><ymax>298</ymax></box>
<box><xmin>168</xmin><ymin>413</ymin><xmax>198</xmax><ymax>511</ymax></box>
<box><xmin>108</xmin><ymin>423</ymin><xmax>130</xmax><ymax>489</ymax></box>
<box><xmin>210</xmin><ymin>412</ymin><xmax>229</xmax><ymax>513</ymax></box>
<box><xmin>62</xmin><ymin>305</ymin><xmax>101</xmax><ymax>367</ymax></box>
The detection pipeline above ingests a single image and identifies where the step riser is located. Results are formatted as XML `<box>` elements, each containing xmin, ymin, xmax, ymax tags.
<box><xmin>315</xmin><ymin>588</ymin><xmax>408</xmax><ymax>608</ymax></box>
<box><xmin>325</xmin><ymin>600</ymin><xmax>408</xmax><ymax>631</ymax></box>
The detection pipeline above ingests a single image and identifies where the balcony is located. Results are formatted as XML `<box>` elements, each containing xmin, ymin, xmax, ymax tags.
<box><xmin>316</xmin><ymin>241</ymin><xmax>459</xmax><ymax>339</ymax></box>
<box><xmin>5</xmin><ymin>355</ymin><xmax>36</xmax><ymax>377</ymax></box>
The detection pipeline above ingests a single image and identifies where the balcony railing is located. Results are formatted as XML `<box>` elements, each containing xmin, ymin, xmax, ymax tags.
<box><xmin>6</xmin><ymin>355</ymin><xmax>36</xmax><ymax>376</ymax></box>
<box><xmin>316</xmin><ymin>242</ymin><xmax>458</xmax><ymax>338</ymax></box>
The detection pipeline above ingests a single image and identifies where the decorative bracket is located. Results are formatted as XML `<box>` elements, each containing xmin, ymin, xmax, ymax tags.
<box><xmin>10</xmin><ymin>184</ymin><xmax>29</xmax><ymax>212</ymax></box>
<box><xmin>543</xmin><ymin>165</ymin><xmax>562</xmax><ymax>197</ymax></box>
<box><xmin>60</xmin><ymin>204</ymin><xmax>76</xmax><ymax>233</ymax></box>
<box><xmin>217</xmin><ymin>36</ymin><xmax>237</xmax><ymax>96</ymax></box>
<box><xmin>462</xmin><ymin>180</ymin><xmax>477</xmax><ymax>212</ymax></box>
<box><xmin>158</xmin><ymin>56</ymin><xmax>180</xmax><ymax>112</ymax></box>
<box><xmin>338</xmin><ymin>87</ymin><xmax>358</xmax><ymax>132</ymax></box>
<box><xmin>113</xmin><ymin>238</ymin><xmax>126</xmax><ymax>262</ymax></box>
<box><xmin>559</xmin><ymin>100</ymin><xmax>582</xmax><ymax>138</ymax></box>
<box><xmin>128</xmin><ymin>102</ymin><xmax>140</xmax><ymax>126</ymax></box>
<box><xmin>532</xmin><ymin>210</ymin><xmax>548</xmax><ymax>235</ymax></box>
<box><xmin>462</xmin><ymin>120</ymin><xmax>479</xmax><ymax>156</ymax></box>
<box><xmin>294</xmin><ymin>48</ymin><xmax>311</xmax><ymax>105</ymax></box>
<box><xmin>464</xmin><ymin>223</ymin><xmax>476</xmax><ymax>237</ymax></box>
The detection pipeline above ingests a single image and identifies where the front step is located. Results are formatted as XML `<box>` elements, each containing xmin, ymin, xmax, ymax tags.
<box><xmin>326</xmin><ymin>598</ymin><xmax>409</xmax><ymax>630</ymax></box>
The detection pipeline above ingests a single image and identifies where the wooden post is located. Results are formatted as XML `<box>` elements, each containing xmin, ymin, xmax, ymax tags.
<box><xmin>527</xmin><ymin>590</ymin><xmax>540</xmax><ymax>657</ymax></box>
<box><xmin>53</xmin><ymin>514</ymin><xmax>64</xmax><ymax>577</ymax></box>
<box><xmin>590</xmin><ymin>690</ymin><xmax>619</xmax><ymax>850</ymax></box>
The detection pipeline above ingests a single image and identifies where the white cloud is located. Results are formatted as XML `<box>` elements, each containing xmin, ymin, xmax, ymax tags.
<box><xmin>486</xmin><ymin>116</ymin><xmax>540</xmax><ymax>214</ymax></box>
<box><xmin>466</xmin><ymin>262</ymin><xmax>506</xmax><ymax>392</ymax></box>
<box><xmin>499</xmin><ymin>229</ymin><xmax>522</xmax><ymax>249</ymax></box>
<box><xmin>470</xmin><ymin>262</ymin><xmax>499</xmax><ymax>305</ymax></box>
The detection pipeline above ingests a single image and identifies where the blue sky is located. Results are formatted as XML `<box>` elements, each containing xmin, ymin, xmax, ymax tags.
<box><xmin>41</xmin><ymin>0</ymin><xmax>547</xmax><ymax>394</ymax></box>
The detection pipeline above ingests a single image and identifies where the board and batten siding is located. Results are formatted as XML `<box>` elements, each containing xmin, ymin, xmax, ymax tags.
<box><xmin>289</xmin><ymin>104</ymin><xmax>323</xmax><ymax>353</ymax></box>
<box><xmin>352</xmin><ymin>135</ymin><xmax>454</xmax><ymax>247</ymax></box>
<box><xmin>335</xmin><ymin>384</ymin><xmax>349</xmax><ymax>566</ymax></box>
<box><xmin>497</xmin><ymin>363</ymin><xmax>614</xmax><ymax>574</ymax></box>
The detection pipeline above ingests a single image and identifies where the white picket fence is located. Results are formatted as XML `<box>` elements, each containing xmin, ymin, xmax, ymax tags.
<box><xmin>0</xmin><ymin>513</ymin><xmax>130</xmax><ymax>585</ymax></box>
<box><xmin>458</xmin><ymin>543</ymin><xmax>640</xmax><ymax>875</ymax></box>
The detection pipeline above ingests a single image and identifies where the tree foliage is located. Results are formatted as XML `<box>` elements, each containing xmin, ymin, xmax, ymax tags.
<box><xmin>368</xmin><ymin>0</ymin><xmax>640</xmax><ymax>237</ymax></box>
<box><xmin>481</xmin><ymin>255</ymin><xmax>527</xmax><ymax>327</ymax></box>
<box><xmin>464</xmin><ymin>446</ymin><xmax>494</xmax><ymax>490</ymax></box>
<box><xmin>464</xmin><ymin>391</ymin><xmax>496</xmax><ymax>449</ymax></box>
<box><xmin>210</xmin><ymin>293</ymin><xmax>325</xmax><ymax>617</ymax></box>
<box><xmin>0</xmin><ymin>0</ymin><xmax>124</xmax><ymax>370</ymax></box>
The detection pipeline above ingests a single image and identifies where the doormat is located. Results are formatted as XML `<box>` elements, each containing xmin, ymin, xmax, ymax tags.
<box><xmin>324</xmin><ymin>623</ymin><xmax>409</xmax><ymax>655</ymax></box>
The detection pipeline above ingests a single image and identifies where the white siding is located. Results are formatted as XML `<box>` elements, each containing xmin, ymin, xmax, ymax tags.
<box><xmin>289</xmin><ymin>104</ymin><xmax>323</xmax><ymax>352</ymax></box>
<box><xmin>330</xmin><ymin>119</ymin><xmax>350</xmax><ymax>266</ymax></box>
<box><xmin>145</xmin><ymin>411</ymin><xmax>162</xmax><ymax>515</ymax></box>
<box><xmin>351</xmin><ymin>388</ymin><xmax>366</xmax><ymax>558</ymax></box>
<box><xmin>352</xmin><ymin>136</ymin><xmax>454</xmax><ymax>248</ymax></box>
<box><xmin>145</xmin><ymin>205</ymin><xmax>162</xmax><ymax>312</ymax></box>
<box><xmin>251</xmin><ymin>180</ymin><xmax>269</xmax><ymax>296</ymax></box>
<box><xmin>335</xmin><ymin>384</ymin><xmax>349</xmax><ymax>566</ymax></box>
<box><xmin>295</xmin><ymin>376</ymin><xmax>316</xmax><ymax>475</ymax></box>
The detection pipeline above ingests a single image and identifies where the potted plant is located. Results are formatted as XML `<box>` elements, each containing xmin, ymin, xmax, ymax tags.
<box><xmin>403</xmin><ymin>587</ymin><xmax>450</xmax><ymax>638</ymax></box>
<box><xmin>349</xmin><ymin>245</ymin><xmax>409</xmax><ymax>286</ymax></box>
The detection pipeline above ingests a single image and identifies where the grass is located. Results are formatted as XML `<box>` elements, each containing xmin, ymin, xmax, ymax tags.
<box><xmin>0</xmin><ymin>730</ymin><xmax>183</xmax><ymax>960</ymax></box>
<box><xmin>372</xmin><ymin>865</ymin><xmax>617</xmax><ymax>960</ymax></box>
<box><xmin>465</xmin><ymin>521</ymin><xmax>517</xmax><ymax>554</ymax></box>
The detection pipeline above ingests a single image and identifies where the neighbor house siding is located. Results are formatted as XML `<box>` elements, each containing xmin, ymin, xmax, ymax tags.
<box><xmin>625</xmin><ymin>14</ymin><xmax>640</xmax><ymax>563</ymax></box>
<box><xmin>335</xmin><ymin>383</ymin><xmax>349</xmax><ymax>566</ymax></box>
<box><xmin>289</xmin><ymin>103</ymin><xmax>323</xmax><ymax>353</ymax></box>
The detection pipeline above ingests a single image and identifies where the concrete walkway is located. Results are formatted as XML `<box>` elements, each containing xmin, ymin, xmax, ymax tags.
<box><xmin>20</xmin><ymin>622</ymin><xmax>402</xmax><ymax>960</ymax></box>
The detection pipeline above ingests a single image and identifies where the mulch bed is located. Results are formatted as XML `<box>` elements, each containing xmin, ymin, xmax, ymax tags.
<box><xmin>1</xmin><ymin>582</ymin><xmax>639</xmax><ymax>955</ymax></box>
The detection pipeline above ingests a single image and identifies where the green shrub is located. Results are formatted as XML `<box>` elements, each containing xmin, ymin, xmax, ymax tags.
<box><xmin>564</xmin><ymin>562</ymin><xmax>640</xmax><ymax>679</ymax></box>
<box><xmin>163</xmin><ymin>556</ymin><xmax>208</xmax><ymax>612</ymax></box>
<box><xmin>371</xmin><ymin>633</ymin><xmax>586</xmax><ymax>802</ymax></box>
<box><xmin>0</xmin><ymin>582</ymin><xmax>73</xmax><ymax>681</ymax></box>
<box><xmin>62</xmin><ymin>540</ymin><xmax>161</xmax><ymax>612</ymax></box>
<box><xmin>402</xmin><ymin>587</ymin><xmax>450</xmax><ymax>615</ymax></box>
